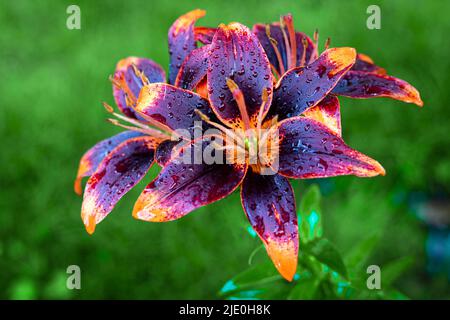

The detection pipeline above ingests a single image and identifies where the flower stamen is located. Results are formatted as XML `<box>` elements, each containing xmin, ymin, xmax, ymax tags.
<box><xmin>226</xmin><ymin>78</ymin><xmax>253</xmax><ymax>131</ymax></box>
<box><xmin>282</xmin><ymin>15</ymin><xmax>297</xmax><ymax>69</ymax></box>
<box><xmin>299</xmin><ymin>37</ymin><xmax>308</xmax><ymax>67</ymax></box>
<box><xmin>279</xmin><ymin>17</ymin><xmax>292</xmax><ymax>69</ymax></box>
<box><xmin>109</xmin><ymin>74</ymin><xmax>137</xmax><ymax>107</ymax></box>
<box><xmin>266</xmin><ymin>25</ymin><xmax>286</xmax><ymax>75</ymax></box>
<box><xmin>131</xmin><ymin>63</ymin><xmax>150</xmax><ymax>86</ymax></box>
<box><xmin>103</xmin><ymin>102</ymin><xmax>172</xmax><ymax>140</ymax></box>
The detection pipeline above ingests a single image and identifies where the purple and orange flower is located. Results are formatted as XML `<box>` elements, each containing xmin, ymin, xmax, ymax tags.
<box><xmin>75</xmin><ymin>10</ymin><xmax>213</xmax><ymax>234</ymax></box>
<box><xmin>75</xmin><ymin>10</ymin><xmax>422</xmax><ymax>281</ymax></box>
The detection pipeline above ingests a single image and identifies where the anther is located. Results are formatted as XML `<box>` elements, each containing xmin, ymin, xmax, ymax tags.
<box><xmin>299</xmin><ymin>37</ymin><xmax>308</xmax><ymax>67</ymax></box>
<box><xmin>324</xmin><ymin>37</ymin><xmax>331</xmax><ymax>51</ymax></box>
<box><xmin>266</xmin><ymin>24</ymin><xmax>285</xmax><ymax>75</ymax></box>
<box><xmin>226</xmin><ymin>78</ymin><xmax>252</xmax><ymax>131</ymax></box>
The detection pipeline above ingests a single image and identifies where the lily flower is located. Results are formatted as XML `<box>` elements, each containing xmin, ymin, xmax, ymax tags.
<box><xmin>131</xmin><ymin>23</ymin><xmax>387</xmax><ymax>281</ymax></box>
<box><xmin>75</xmin><ymin>9</ymin><xmax>214</xmax><ymax>234</ymax></box>
<box><xmin>252</xmin><ymin>13</ymin><xmax>423</xmax><ymax>108</ymax></box>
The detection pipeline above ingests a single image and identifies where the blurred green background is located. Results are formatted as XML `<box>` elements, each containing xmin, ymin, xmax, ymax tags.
<box><xmin>0</xmin><ymin>0</ymin><xmax>449</xmax><ymax>299</ymax></box>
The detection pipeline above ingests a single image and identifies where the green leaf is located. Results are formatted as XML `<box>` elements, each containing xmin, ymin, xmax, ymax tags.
<box><xmin>288</xmin><ymin>274</ymin><xmax>320</xmax><ymax>300</ymax></box>
<box><xmin>303</xmin><ymin>238</ymin><xmax>348</xmax><ymax>278</ymax></box>
<box><xmin>298</xmin><ymin>185</ymin><xmax>323</xmax><ymax>241</ymax></box>
<box><xmin>345</xmin><ymin>233</ymin><xmax>380</xmax><ymax>274</ymax></box>
<box><xmin>381</xmin><ymin>256</ymin><xmax>414</xmax><ymax>287</ymax></box>
<box><xmin>218</xmin><ymin>261</ymin><xmax>281</xmax><ymax>297</ymax></box>
<box><xmin>378</xmin><ymin>289</ymin><xmax>410</xmax><ymax>300</ymax></box>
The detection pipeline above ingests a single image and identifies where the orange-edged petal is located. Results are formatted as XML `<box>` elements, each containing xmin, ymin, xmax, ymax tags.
<box><xmin>133</xmin><ymin>141</ymin><xmax>247</xmax><ymax>222</ymax></box>
<box><xmin>194</xmin><ymin>26</ymin><xmax>216</xmax><ymax>44</ymax></box>
<box><xmin>155</xmin><ymin>139</ymin><xmax>179</xmax><ymax>167</ymax></box>
<box><xmin>168</xmin><ymin>9</ymin><xmax>206</xmax><ymax>84</ymax></box>
<box><xmin>303</xmin><ymin>95</ymin><xmax>342</xmax><ymax>137</ymax></box>
<box><xmin>174</xmin><ymin>44</ymin><xmax>209</xmax><ymax>90</ymax></box>
<box><xmin>276</xmin><ymin>116</ymin><xmax>385</xmax><ymax>179</ymax></box>
<box><xmin>81</xmin><ymin>136</ymin><xmax>157</xmax><ymax>234</ymax></box>
<box><xmin>269</xmin><ymin>47</ymin><xmax>356</xmax><ymax>120</ymax></box>
<box><xmin>74</xmin><ymin>131</ymin><xmax>144</xmax><ymax>195</ymax></box>
<box><xmin>252</xmin><ymin>23</ymin><xmax>315</xmax><ymax>74</ymax></box>
<box><xmin>135</xmin><ymin>83</ymin><xmax>216</xmax><ymax>135</ymax></box>
<box><xmin>196</xmin><ymin>77</ymin><xmax>208</xmax><ymax>99</ymax></box>
<box><xmin>207</xmin><ymin>23</ymin><xmax>273</xmax><ymax>129</ymax></box>
<box><xmin>241</xmin><ymin>171</ymin><xmax>298</xmax><ymax>281</ymax></box>
<box><xmin>113</xmin><ymin>57</ymin><xmax>166</xmax><ymax>119</ymax></box>
<box><xmin>352</xmin><ymin>53</ymin><xmax>386</xmax><ymax>75</ymax></box>
<box><xmin>332</xmin><ymin>71</ymin><xmax>423</xmax><ymax>107</ymax></box>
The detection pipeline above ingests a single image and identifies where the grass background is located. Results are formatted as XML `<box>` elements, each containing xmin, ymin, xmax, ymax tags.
<box><xmin>0</xmin><ymin>0</ymin><xmax>449</xmax><ymax>299</ymax></box>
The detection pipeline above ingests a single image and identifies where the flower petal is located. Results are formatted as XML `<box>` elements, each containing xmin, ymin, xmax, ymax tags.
<box><xmin>196</xmin><ymin>77</ymin><xmax>208</xmax><ymax>98</ymax></box>
<box><xmin>135</xmin><ymin>83</ymin><xmax>215</xmax><ymax>135</ymax></box>
<box><xmin>174</xmin><ymin>45</ymin><xmax>209</xmax><ymax>90</ymax></box>
<box><xmin>332</xmin><ymin>71</ymin><xmax>423</xmax><ymax>106</ymax></box>
<box><xmin>241</xmin><ymin>171</ymin><xmax>298</xmax><ymax>281</ymax></box>
<box><xmin>276</xmin><ymin>116</ymin><xmax>385</xmax><ymax>179</ymax></box>
<box><xmin>194</xmin><ymin>26</ymin><xmax>216</xmax><ymax>44</ymax></box>
<box><xmin>81</xmin><ymin>137</ymin><xmax>157</xmax><ymax>234</ymax></box>
<box><xmin>155</xmin><ymin>139</ymin><xmax>179</xmax><ymax>167</ymax></box>
<box><xmin>252</xmin><ymin>23</ymin><xmax>315</xmax><ymax>75</ymax></box>
<box><xmin>270</xmin><ymin>47</ymin><xmax>356</xmax><ymax>120</ymax></box>
<box><xmin>352</xmin><ymin>53</ymin><xmax>386</xmax><ymax>74</ymax></box>
<box><xmin>208</xmin><ymin>23</ymin><xmax>273</xmax><ymax>129</ymax></box>
<box><xmin>133</xmin><ymin>142</ymin><xmax>247</xmax><ymax>222</ymax></box>
<box><xmin>168</xmin><ymin>9</ymin><xmax>206</xmax><ymax>84</ymax></box>
<box><xmin>113</xmin><ymin>57</ymin><xmax>166</xmax><ymax>118</ymax></box>
<box><xmin>74</xmin><ymin>131</ymin><xmax>144</xmax><ymax>195</ymax></box>
<box><xmin>303</xmin><ymin>95</ymin><xmax>341</xmax><ymax>137</ymax></box>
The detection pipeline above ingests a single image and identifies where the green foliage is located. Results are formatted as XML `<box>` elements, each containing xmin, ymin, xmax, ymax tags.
<box><xmin>303</xmin><ymin>238</ymin><xmax>348</xmax><ymax>279</ymax></box>
<box><xmin>220</xmin><ymin>185</ymin><xmax>414</xmax><ymax>300</ymax></box>
<box><xmin>298</xmin><ymin>184</ymin><xmax>323</xmax><ymax>241</ymax></box>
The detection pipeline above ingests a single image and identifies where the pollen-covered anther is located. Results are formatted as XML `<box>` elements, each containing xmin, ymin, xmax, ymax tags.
<box><xmin>266</xmin><ymin>24</ymin><xmax>285</xmax><ymax>75</ymax></box>
<box><xmin>300</xmin><ymin>37</ymin><xmax>308</xmax><ymax>67</ymax></box>
<box><xmin>131</xmin><ymin>63</ymin><xmax>150</xmax><ymax>86</ymax></box>
<box><xmin>103</xmin><ymin>102</ymin><xmax>171</xmax><ymax>140</ymax></box>
<box><xmin>282</xmin><ymin>14</ymin><xmax>297</xmax><ymax>69</ymax></box>
<box><xmin>109</xmin><ymin>74</ymin><xmax>137</xmax><ymax>107</ymax></box>
<box><xmin>226</xmin><ymin>78</ymin><xmax>252</xmax><ymax>131</ymax></box>
<box><xmin>324</xmin><ymin>37</ymin><xmax>331</xmax><ymax>51</ymax></box>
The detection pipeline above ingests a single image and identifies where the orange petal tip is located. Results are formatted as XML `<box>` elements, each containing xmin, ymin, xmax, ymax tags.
<box><xmin>329</xmin><ymin>47</ymin><xmax>357</xmax><ymax>65</ymax></box>
<box><xmin>74</xmin><ymin>177</ymin><xmax>83</xmax><ymax>196</ymax></box>
<box><xmin>84</xmin><ymin>214</ymin><xmax>96</xmax><ymax>235</ymax></box>
<box><xmin>265</xmin><ymin>240</ymin><xmax>298</xmax><ymax>281</ymax></box>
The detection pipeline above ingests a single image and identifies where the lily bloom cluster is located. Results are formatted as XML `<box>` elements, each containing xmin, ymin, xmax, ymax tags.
<box><xmin>75</xmin><ymin>10</ymin><xmax>422</xmax><ymax>281</ymax></box>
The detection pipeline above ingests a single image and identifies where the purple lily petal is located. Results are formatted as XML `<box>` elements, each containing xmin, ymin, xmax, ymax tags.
<box><xmin>74</xmin><ymin>131</ymin><xmax>144</xmax><ymax>195</ymax></box>
<box><xmin>175</xmin><ymin>45</ymin><xmax>210</xmax><ymax>90</ymax></box>
<box><xmin>155</xmin><ymin>139</ymin><xmax>180</xmax><ymax>167</ymax></box>
<box><xmin>332</xmin><ymin>71</ymin><xmax>423</xmax><ymax>106</ymax></box>
<box><xmin>269</xmin><ymin>47</ymin><xmax>356</xmax><ymax>120</ymax></box>
<box><xmin>253</xmin><ymin>22</ymin><xmax>315</xmax><ymax>75</ymax></box>
<box><xmin>168</xmin><ymin>9</ymin><xmax>206</xmax><ymax>84</ymax></box>
<box><xmin>113</xmin><ymin>57</ymin><xmax>166</xmax><ymax>119</ymax></box>
<box><xmin>276</xmin><ymin>116</ymin><xmax>385</xmax><ymax>179</ymax></box>
<box><xmin>81</xmin><ymin>137</ymin><xmax>157</xmax><ymax>234</ymax></box>
<box><xmin>207</xmin><ymin>23</ymin><xmax>273</xmax><ymax>129</ymax></box>
<box><xmin>303</xmin><ymin>95</ymin><xmax>342</xmax><ymax>137</ymax></box>
<box><xmin>351</xmin><ymin>53</ymin><xmax>386</xmax><ymax>74</ymax></box>
<box><xmin>241</xmin><ymin>171</ymin><xmax>298</xmax><ymax>281</ymax></box>
<box><xmin>194</xmin><ymin>26</ymin><xmax>216</xmax><ymax>44</ymax></box>
<box><xmin>133</xmin><ymin>141</ymin><xmax>247</xmax><ymax>222</ymax></box>
<box><xmin>135</xmin><ymin>83</ymin><xmax>216</xmax><ymax>135</ymax></box>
